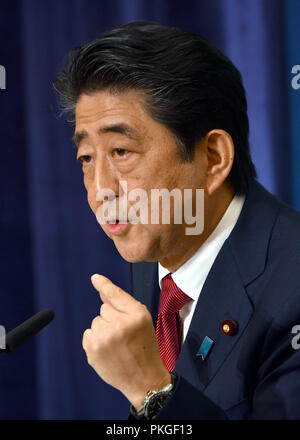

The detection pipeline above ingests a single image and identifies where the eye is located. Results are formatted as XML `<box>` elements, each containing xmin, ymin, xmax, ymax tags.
<box><xmin>112</xmin><ymin>148</ymin><xmax>129</xmax><ymax>158</ymax></box>
<box><xmin>77</xmin><ymin>155</ymin><xmax>92</xmax><ymax>164</ymax></box>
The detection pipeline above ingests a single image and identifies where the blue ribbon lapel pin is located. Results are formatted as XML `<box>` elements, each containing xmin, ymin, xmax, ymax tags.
<box><xmin>197</xmin><ymin>336</ymin><xmax>215</xmax><ymax>360</ymax></box>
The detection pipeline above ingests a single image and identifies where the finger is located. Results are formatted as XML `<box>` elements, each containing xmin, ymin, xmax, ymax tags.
<box><xmin>91</xmin><ymin>274</ymin><xmax>138</xmax><ymax>312</ymax></box>
<box><xmin>100</xmin><ymin>302</ymin><xmax>122</xmax><ymax>322</ymax></box>
<box><xmin>91</xmin><ymin>315</ymin><xmax>106</xmax><ymax>332</ymax></box>
<box><xmin>82</xmin><ymin>328</ymin><xmax>93</xmax><ymax>352</ymax></box>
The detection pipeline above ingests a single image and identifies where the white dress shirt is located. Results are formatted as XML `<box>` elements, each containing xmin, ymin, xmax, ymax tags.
<box><xmin>158</xmin><ymin>193</ymin><xmax>245</xmax><ymax>343</ymax></box>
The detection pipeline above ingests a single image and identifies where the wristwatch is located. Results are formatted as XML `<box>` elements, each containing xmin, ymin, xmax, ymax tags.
<box><xmin>130</xmin><ymin>372</ymin><xmax>177</xmax><ymax>420</ymax></box>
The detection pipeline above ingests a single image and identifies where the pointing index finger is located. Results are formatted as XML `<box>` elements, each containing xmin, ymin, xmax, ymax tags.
<box><xmin>91</xmin><ymin>274</ymin><xmax>137</xmax><ymax>312</ymax></box>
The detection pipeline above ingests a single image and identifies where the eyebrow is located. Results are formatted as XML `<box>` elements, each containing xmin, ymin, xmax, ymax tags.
<box><xmin>72</xmin><ymin>122</ymin><xmax>139</xmax><ymax>149</ymax></box>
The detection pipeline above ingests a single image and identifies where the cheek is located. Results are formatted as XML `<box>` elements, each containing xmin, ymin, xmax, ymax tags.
<box><xmin>87</xmin><ymin>194</ymin><xmax>97</xmax><ymax>214</ymax></box>
<box><xmin>84</xmin><ymin>178</ymin><xmax>98</xmax><ymax>214</ymax></box>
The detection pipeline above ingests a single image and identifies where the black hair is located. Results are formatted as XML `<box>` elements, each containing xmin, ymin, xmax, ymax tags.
<box><xmin>54</xmin><ymin>21</ymin><xmax>257</xmax><ymax>194</ymax></box>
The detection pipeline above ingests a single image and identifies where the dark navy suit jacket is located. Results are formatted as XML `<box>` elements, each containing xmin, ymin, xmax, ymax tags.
<box><xmin>129</xmin><ymin>179</ymin><xmax>300</xmax><ymax>419</ymax></box>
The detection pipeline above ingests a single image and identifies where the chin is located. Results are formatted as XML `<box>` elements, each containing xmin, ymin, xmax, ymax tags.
<box><xmin>113</xmin><ymin>239</ymin><xmax>155</xmax><ymax>263</ymax></box>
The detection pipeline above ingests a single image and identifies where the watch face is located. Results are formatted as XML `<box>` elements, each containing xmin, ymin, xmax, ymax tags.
<box><xmin>145</xmin><ymin>391</ymin><xmax>170</xmax><ymax>419</ymax></box>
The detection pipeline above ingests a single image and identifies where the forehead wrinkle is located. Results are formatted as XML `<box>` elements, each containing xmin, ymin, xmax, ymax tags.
<box><xmin>72</xmin><ymin>121</ymin><xmax>141</xmax><ymax>150</ymax></box>
<box><xmin>97</xmin><ymin>122</ymin><xmax>140</xmax><ymax>141</ymax></box>
<box><xmin>74</xmin><ymin>91</ymin><xmax>155</xmax><ymax>148</ymax></box>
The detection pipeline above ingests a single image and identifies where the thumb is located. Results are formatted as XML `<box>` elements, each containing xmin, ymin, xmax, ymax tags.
<box><xmin>91</xmin><ymin>274</ymin><xmax>109</xmax><ymax>303</ymax></box>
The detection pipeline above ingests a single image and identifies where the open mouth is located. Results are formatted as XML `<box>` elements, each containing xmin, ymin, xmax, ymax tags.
<box><xmin>108</xmin><ymin>219</ymin><xmax>128</xmax><ymax>224</ymax></box>
<box><xmin>107</xmin><ymin>219</ymin><xmax>129</xmax><ymax>235</ymax></box>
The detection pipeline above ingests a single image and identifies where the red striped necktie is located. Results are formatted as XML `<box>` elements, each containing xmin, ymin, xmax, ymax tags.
<box><xmin>156</xmin><ymin>273</ymin><xmax>192</xmax><ymax>372</ymax></box>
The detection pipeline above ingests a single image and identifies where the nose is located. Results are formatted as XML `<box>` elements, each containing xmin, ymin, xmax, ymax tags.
<box><xmin>87</xmin><ymin>155</ymin><xmax>120</xmax><ymax>212</ymax></box>
<box><xmin>95</xmin><ymin>155</ymin><xmax>120</xmax><ymax>198</ymax></box>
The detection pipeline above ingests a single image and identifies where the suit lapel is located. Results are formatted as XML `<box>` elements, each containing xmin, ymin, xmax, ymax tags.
<box><xmin>175</xmin><ymin>239</ymin><xmax>253</xmax><ymax>391</ymax></box>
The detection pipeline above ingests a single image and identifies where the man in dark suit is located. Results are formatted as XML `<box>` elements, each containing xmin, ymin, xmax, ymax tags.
<box><xmin>54</xmin><ymin>21</ymin><xmax>300</xmax><ymax>419</ymax></box>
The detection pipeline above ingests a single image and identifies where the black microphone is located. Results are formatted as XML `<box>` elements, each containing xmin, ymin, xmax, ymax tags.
<box><xmin>0</xmin><ymin>309</ymin><xmax>55</xmax><ymax>353</ymax></box>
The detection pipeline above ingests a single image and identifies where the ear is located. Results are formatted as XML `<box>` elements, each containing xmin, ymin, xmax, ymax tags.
<box><xmin>205</xmin><ymin>129</ymin><xmax>234</xmax><ymax>196</ymax></box>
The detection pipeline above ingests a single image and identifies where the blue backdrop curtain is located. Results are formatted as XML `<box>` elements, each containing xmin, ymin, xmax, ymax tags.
<box><xmin>0</xmin><ymin>0</ymin><xmax>299</xmax><ymax>419</ymax></box>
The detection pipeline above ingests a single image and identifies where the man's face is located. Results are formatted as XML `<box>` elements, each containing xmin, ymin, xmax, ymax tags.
<box><xmin>74</xmin><ymin>89</ymin><xmax>207</xmax><ymax>266</ymax></box>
